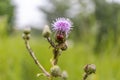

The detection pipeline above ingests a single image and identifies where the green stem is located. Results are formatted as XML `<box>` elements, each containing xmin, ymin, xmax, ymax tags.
<box><xmin>24</xmin><ymin>39</ymin><xmax>50</xmax><ymax>77</ymax></box>
<box><xmin>47</xmin><ymin>37</ymin><xmax>56</xmax><ymax>48</ymax></box>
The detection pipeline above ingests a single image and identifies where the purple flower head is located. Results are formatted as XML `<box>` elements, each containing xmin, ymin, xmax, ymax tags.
<box><xmin>52</xmin><ymin>18</ymin><xmax>73</xmax><ymax>36</ymax></box>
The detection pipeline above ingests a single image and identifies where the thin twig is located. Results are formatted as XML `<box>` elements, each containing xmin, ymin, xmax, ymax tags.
<box><xmin>47</xmin><ymin>37</ymin><xmax>56</xmax><ymax>48</ymax></box>
<box><xmin>24</xmin><ymin>39</ymin><xmax>50</xmax><ymax>77</ymax></box>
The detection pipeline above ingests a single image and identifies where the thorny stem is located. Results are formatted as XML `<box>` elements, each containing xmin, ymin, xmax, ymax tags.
<box><xmin>47</xmin><ymin>37</ymin><xmax>56</xmax><ymax>48</ymax></box>
<box><xmin>24</xmin><ymin>39</ymin><xmax>50</xmax><ymax>77</ymax></box>
<box><xmin>83</xmin><ymin>73</ymin><xmax>88</xmax><ymax>80</ymax></box>
<box><xmin>46</xmin><ymin>37</ymin><xmax>60</xmax><ymax>66</ymax></box>
<box><xmin>52</xmin><ymin>49</ymin><xmax>60</xmax><ymax>66</ymax></box>
<box><xmin>51</xmin><ymin>43</ymin><xmax>67</xmax><ymax>66</ymax></box>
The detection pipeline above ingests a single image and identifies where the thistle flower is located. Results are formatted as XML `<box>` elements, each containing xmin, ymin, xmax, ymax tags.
<box><xmin>52</xmin><ymin>18</ymin><xmax>73</xmax><ymax>36</ymax></box>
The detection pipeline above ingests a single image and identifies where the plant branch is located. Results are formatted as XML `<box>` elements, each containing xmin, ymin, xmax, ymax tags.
<box><xmin>52</xmin><ymin>49</ymin><xmax>60</xmax><ymax>66</ymax></box>
<box><xmin>47</xmin><ymin>37</ymin><xmax>56</xmax><ymax>48</ymax></box>
<box><xmin>24</xmin><ymin>39</ymin><xmax>50</xmax><ymax>77</ymax></box>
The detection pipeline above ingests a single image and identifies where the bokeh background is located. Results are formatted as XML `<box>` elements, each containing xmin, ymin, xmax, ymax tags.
<box><xmin>0</xmin><ymin>0</ymin><xmax>120</xmax><ymax>80</ymax></box>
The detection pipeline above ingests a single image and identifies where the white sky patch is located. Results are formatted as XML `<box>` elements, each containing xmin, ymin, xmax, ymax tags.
<box><xmin>12</xmin><ymin>0</ymin><xmax>52</xmax><ymax>29</ymax></box>
<box><xmin>106</xmin><ymin>0</ymin><xmax>120</xmax><ymax>3</ymax></box>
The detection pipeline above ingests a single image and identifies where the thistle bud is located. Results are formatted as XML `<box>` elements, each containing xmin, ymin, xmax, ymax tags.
<box><xmin>84</xmin><ymin>64</ymin><xmax>96</xmax><ymax>75</ymax></box>
<box><xmin>61</xmin><ymin>43</ymin><xmax>67</xmax><ymax>51</ymax></box>
<box><xmin>22</xmin><ymin>34</ymin><xmax>30</xmax><ymax>40</ymax></box>
<box><xmin>55</xmin><ymin>33</ymin><xmax>66</xmax><ymax>44</ymax></box>
<box><xmin>50</xmin><ymin>65</ymin><xmax>61</xmax><ymax>77</ymax></box>
<box><xmin>61</xmin><ymin>71</ymin><xmax>68</xmax><ymax>80</ymax></box>
<box><xmin>23</xmin><ymin>27</ymin><xmax>31</xmax><ymax>35</ymax></box>
<box><xmin>42</xmin><ymin>25</ymin><xmax>51</xmax><ymax>38</ymax></box>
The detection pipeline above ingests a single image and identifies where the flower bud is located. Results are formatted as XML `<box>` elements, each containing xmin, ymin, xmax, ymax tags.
<box><xmin>42</xmin><ymin>25</ymin><xmax>51</xmax><ymax>38</ymax></box>
<box><xmin>61</xmin><ymin>43</ymin><xmax>67</xmax><ymax>51</ymax></box>
<box><xmin>61</xmin><ymin>71</ymin><xmax>68</xmax><ymax>80</ymax></box>
<box><xmin>55</xmin><ymin>33</ymin><xmax>66</xmax><ymax>43</ymax></box>
<box><xmin>23</xmin><ymin>27</ymin><xmax>31</xmax><ymax>35</ymax></box>
<box><xmin>22</xmin><ymin>34</ymin><xmax>30</xmax><ymax>40</ymax></box>
<box><xmin>50</xmin><ymin>65</ymin><xmax>61</xmax><ymax>77</ymax></box>
<box><xmin>84</xmin><ymin>64</ymin><xmax>96</xmax><ymax>75</ymax></box>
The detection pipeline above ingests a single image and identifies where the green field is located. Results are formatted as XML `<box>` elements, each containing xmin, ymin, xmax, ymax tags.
<box><xmin>0</xmin><ymin>34</ymin><xmax>120</xmax><ymax>80</ymax></box>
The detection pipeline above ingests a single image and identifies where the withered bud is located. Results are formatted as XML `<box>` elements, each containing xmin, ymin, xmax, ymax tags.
<box><xmin>61</xmin><ymin>43</ymin><xmax>67</xmax><ymax>51</ymax></box>
<box><xmin>42</xmin><ymin>25</ymin><xmax>51</xmax><ymax>38</ymax></box>
<box><xmin>23</xmin><ymin>27</ymin><xmax>31</xmax><ymax>35</ymax></box>
<box><xmin>22</xmin><ymin>34</ymin><xmax>30</xmax><ymax>40</ymax></box>
<box><xmin>50</xmin><ymin>65</ymin><xmax>61</xmax><ymax>77</ymax></box>
<box><xmin>84</xmin><ymin>64</ymin><xmax>96</xmax><ymax>75</ymax></box>
<box><xmin>61</xmin><ymin>71</ymin><xmax>68</xmax><ymax>80</ymax></box>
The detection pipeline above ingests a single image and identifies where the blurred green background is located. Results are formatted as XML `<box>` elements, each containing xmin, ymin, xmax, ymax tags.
<box><xmin>0</xmin><ymin>0</ymin><xmax>120</xmax><ymax>80</ymax></box>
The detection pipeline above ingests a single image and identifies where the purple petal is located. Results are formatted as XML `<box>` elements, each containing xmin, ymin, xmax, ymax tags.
<box><xmin>52</xmin><ymin>18</ymin><xmax>73</xmax><ymax>35</ymax></box>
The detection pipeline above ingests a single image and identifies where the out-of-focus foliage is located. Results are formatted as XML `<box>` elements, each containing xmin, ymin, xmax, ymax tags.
<box><xmin>0</xmin><ymin>0</ymin><xmax>14</xmax><ymax>34</ymax></box>
<box><xmin>0</xmin><ymin>36</ymin><xmax>120</xmax><ymax>80</ymax></box>
<box><xmin>41</xmin><ymin>0</ymin><xmax>69</xmax><ymax>23</ymax></box>
<box><xmin>42</xmin><ymin>0</ymin><xmax>120</xmax><ymax>53</ymax></box>
<box><xmin>0</xmin><ymin>16</ymin><xmax>8</xmax><ymax>37</ymax></box>
<box><xmin>94</xmin><ymin>0</ymin><xmax>120</xmax><ymax>53</ymax></box>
